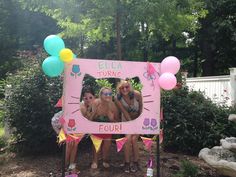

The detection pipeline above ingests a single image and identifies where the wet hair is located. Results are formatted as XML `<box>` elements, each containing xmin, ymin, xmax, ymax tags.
<box><xmin>99</xmin><ymin>87</ymin><xmax>112</xmax><ymax>98</ymax></box>
<box><xmin>82</xmin><ymin>87</ymin><xmax>95</xmax><ymax>97</ymax></box>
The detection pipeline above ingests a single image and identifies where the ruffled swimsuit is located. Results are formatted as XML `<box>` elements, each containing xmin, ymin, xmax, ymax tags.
<box><xmin>120</xmin><ymin>97</ymin><xmax>139</xmax><ymax>121</ymax></box>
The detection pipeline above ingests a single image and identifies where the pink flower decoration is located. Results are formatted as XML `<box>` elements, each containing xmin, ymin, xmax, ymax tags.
<box><xmin>68</xmin><ymin>119</ymin><xmax>75</xmax><ymax>128</ymax></box>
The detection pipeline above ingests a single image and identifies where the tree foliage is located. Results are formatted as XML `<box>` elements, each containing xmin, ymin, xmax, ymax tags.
<box><xmin>18</xmin><ymin>0</ymin><xmax>206</xmax><ymax>61</ymax></box>
<box><xmin>0</xmin><ymin>0</ymin><xmax>60</xmax><ymax>78</ymax></box>
<box><xmin>1</xmin><ymin>0</ymin><xmax>235</xmax><ymax>76</ymax></box>
<box><xmin>0</xmin><ymin>0</ymin><xmax>19</xmax><ymax>77</ymax></box>
<box><xmin>195</xmin><ymin>0</ymin><xmax>236</xmax><ymax>76</ymax></box>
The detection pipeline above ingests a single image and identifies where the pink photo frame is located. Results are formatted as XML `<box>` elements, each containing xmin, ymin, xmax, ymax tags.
<box><xmin>63</xmin><ymin>59</ymin><xmax>160</xmax><ymax>135</ymax></box>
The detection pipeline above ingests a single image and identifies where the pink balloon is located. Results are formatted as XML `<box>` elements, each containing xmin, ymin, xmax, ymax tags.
<box><xmin>158</xmin><ymin>73</ymin><xmax>177</xmax><ymax>90</ymax></box>
<box><xmin>161</xmin><ymin>56</ymin><xmax>180</xmax><ymax>74</ymax></box>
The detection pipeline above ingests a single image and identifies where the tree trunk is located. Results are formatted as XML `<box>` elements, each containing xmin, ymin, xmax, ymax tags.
<box><xmin>80</xmin><ymin>35</ymin><xmax>84</xmax><ymax>57</ymax></box>
<box><xmin>116</xmin><ymin>0</ymin><xmax>122</xmax><ymax>60</ymax></box>
<box><xmin>193</xmin><ymin>49</ymin><xmax>198</xmax><ymax>77</ymax></box>
<box><xmin>141</xmin><ymin>22</ymin><xmax>148</xmax><ymax>62</ymax></box>
<box><xmin>171</xmin><ymin>37</ymin><xmax>176</xmax><ymax>56</ymax></box>
<box><xmin>201</xmin><ymin>41</ymin><xmax>215</xmax><ymax>76</ymax></box>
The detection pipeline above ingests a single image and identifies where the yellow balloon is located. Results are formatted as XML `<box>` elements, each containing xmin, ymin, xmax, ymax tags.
<box><xmin>59</xmin><ymin>48</ymin><xmax>73</xmax><ymax>63</ymax></box>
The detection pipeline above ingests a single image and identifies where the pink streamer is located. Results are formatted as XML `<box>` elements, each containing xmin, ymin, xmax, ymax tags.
<box><xmin>160</xmin><ymin>129</ymin><xmax>163</xmax><ymax>144</ymax></box>
<box><xmin>160</xmin><ymin>107</ymin><xmax>164</xmax><ymax>121</ymax></box>
<box><xmin>147</xmin><ymin>62</ymin><xmax>157</xmax><ymax>75</ymax></box>
<box><xmin>75</xmin><ymin>135</ymin><xmax>83</xmax><ymax>144</ymax></box>
<box><xmin>116</xmin><ymin>137</ymin><xmax>128</xmax><ymax>152</ymax></box>
<box><xmin>141</xmin><ymin>137</ymin><xmax>153</xmax><ymax>151</ymax></box>
<box><xmin>147</xmin><ymin>156</ymin><xmax>153</xmax><ymax>168</ymax></box>
<box><xmin>66</xmin><ymin>135</ymin><xmax>74</xmax><ymax>143</ymax></box>
<box><xmin>66</xmin><ymin>134</ymin><xmax>83</xmax><ymax>144</ymax></box>
<box><xmin>55</xmin><ymin>97</ymin><xmax>62</xmax><ymax>107</ymax></box>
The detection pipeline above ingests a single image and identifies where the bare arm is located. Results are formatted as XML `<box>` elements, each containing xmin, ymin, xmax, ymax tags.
<box><xmin>80</xmin><ymin>103</ymin><xmax>88</xmax><ymax>117</ymax></box>
<box><xmin>87</xmin><ymin>100</ymin><xmax>99</xmax><ymax>121</ymax></box>
<box><xmin>134</xmin><ymin>90</ymin><xmax>143</xmax><ymax>115</ymax></box>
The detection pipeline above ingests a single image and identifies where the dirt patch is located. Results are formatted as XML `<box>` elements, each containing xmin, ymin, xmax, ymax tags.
<box><xmin>0</xmin><ymin>142</ymin><xmax>222</xmax><ymax>177</ymax></box>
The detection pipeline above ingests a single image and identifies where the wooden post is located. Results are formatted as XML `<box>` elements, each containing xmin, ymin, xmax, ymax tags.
<box><xmin>61</xmin><ymin>143</ymin><xmax>66</xmax><ymax>177</ymax></box>
<box><xmin>157</xmin><ymin>135</ymin><xmax>160</xmax><ymax>177</ymax></box>
<box><xmin>229</xmin><ymin>68</ymin><xmax>236</xmax><ymax>106</ymax></box>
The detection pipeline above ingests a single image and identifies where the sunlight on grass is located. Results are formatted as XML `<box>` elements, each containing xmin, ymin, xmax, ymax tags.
<box><xmin>0</xmin><ymin>127</ymin><xmax>4</xmax><ymax>137</ymax></box>
<box><xmin>0</xmin><ymin>126</ymin><xmax>6</xmax><ymax>150</ymax></box>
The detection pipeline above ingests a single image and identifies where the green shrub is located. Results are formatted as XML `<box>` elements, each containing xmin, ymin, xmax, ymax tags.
<box><xmin>130</xmin><ymin>78</ymin><xmax>143</xmax><ymax>92</ymax></box>
<box><xmin>0</xmin><ymin>137</ymin><xmax>6</xmax><ymax>149</ymax></box>
<box><xmin>162</xmin><ymin>86</ymin><xmax>236</xmax><ymax>155</ymax></box>
<box><xmin>0</xmin><ymin>105</ymin><xmax>4</xmax><ymax>127</ymax></box>
<box><xmin>173</xmin><ymin>160</ymin><xmax>199</xmax><ymax>177</ymax></box>
<box><xmin>0</xmin><ymin>80</ymin><xmax>5</xmax><ymax>98</ymax></box>
<box><xmin>5</xmin><ymin>60</ymin><xmax>62</xmax><ymax>154</ymax></box>
<box><xmin>95</xmin><ymin>78</ymin><xmax>114</xmax><ymax>95</ymax></box>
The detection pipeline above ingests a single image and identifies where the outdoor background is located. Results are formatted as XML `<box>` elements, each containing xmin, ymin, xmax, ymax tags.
<box><xmin>0</xmin><ymin>0</ymin><xmax>236</xmax><ymax>177</ymax></box>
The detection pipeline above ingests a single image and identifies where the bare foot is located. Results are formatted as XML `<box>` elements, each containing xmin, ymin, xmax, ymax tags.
<box><xmin>91</xmin><ymin>162</ymin><xmax>98</xmax><ymax>169</ymax></box>
<box><xmin>103</xmin><ymin>162</ymin><xmax>110</xmax><ymax>168</ymax></box>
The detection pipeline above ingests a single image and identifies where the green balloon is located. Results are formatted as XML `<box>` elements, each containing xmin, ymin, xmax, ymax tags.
<box><xmin>43</xmin><ymin>35</ymin><xmax>65</xmax><ymax>56</ymax></box>
<box><xmin>42</xmin><ymin>56</ymin><xmax>64</xmax><ymax>77</ymax></box>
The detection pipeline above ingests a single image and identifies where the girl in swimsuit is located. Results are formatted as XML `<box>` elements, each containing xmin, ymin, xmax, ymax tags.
<box><xmin>51</xmin><ymin>98</ymin><xmax>80</xmax><ymax>174</ymax></box>
<box><xmin>80</xmin><ymin>87</ymin><xmax>96</xmax><ymax>119</ymax></box>
<box><xmin>115</xmin><ymin>79</ymin><xmax>143</xmax><ymax>173</ymax></box>
<box><xmin>89</xmin><ymin>87</ymin><xmax>119</xmax><ymax>169</ymax></box>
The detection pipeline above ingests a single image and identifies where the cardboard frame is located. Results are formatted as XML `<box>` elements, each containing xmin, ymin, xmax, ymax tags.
<box><xmin>63</xmin><ymin>59</ymin><xmax>160</xmax><ymax>135</ymax></box>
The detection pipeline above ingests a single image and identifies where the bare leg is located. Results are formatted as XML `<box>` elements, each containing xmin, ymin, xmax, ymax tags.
<box><xmin>124</xmin><ymin>135</ymin><xmax>132</xmax><ymax>163</ymax></box>
<box><xmin>123</xmin><ymin>135</ymin><xmax>132</xmax><ymax>173</ymax></box>
<box><xmin>131</xmin><ymin>135</ymin><xmax>139</xmax><ymax>162</ymax></box>
<box><xmin>91</xmin><ymin>146</ymin><xmax>98</xmax><ymax>169</ymax></box>
<box><xmin>66</xmin><ymin>142</ymin><xmax>73</xmax><ymax>167</ymax></box>
<box><xmin>69</xmin><ymin>142</ymin><xmax>78</xmax><ymax>165</ymax></box>
<box><xmin>102</xmin><ymin>139</ymin><xmax>111</xmax><ymax>167</ymax></box>
<box><xmin>130</xmin><ymin>135</ymin><xmax>139</xmax><ymax>173</ymax></box>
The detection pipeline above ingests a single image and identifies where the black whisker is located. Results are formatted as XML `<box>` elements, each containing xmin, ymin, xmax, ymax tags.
<box><xmin>143</xmin><ymin>95</ymin><xmax>151</xmax><ymax>97</ymax></box>
<box><xmin>144</xmin><ymin>101</ymin><xmax>154</xmax><ymax>103</ymax></box>
<box><xmin>72</xmin><ymin>109</ymin><xmax>80</xmax><ymax>114</ymax></box>
<box><xmin>71</xmin><ymin>96</ymin><xmax>80</xmax><ymax>99</ymax></box>
<box><xmin>144</xmin><ymin>107</ymin><xmax>150</xmax><ymax>111</ymax></box>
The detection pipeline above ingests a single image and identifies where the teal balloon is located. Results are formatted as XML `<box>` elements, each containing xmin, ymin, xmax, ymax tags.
<box><xmin>43</xmin><ymin>35</ymin><xmax>65</xmax><ymax>56</ymax></box>
<box><xmin>42</xmin><ymin>56</ymin><xmax>64</xmax><ymax>77</ymax></box>
<box><xmin>73</xmin><ymin>53</ymin><xmax>77</xmax><ymax>58</ymax></box>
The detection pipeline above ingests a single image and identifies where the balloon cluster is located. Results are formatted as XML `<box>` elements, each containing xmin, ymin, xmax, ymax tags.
<box><xmin>159</xmin><ymin>56</ymin><xmax>180</xmax><ymax>90</ymax></box>
<box><xmin>42</xmin><ymin>35</ymin><xmax>75</xmax><ymax>77</ymax></box>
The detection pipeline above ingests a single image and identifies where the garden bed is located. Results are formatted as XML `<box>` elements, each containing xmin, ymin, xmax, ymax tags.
<box><xmin>0</xmin><ymin>142</ymin><xmax>221</xmax><ymax>177</ymax></box>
